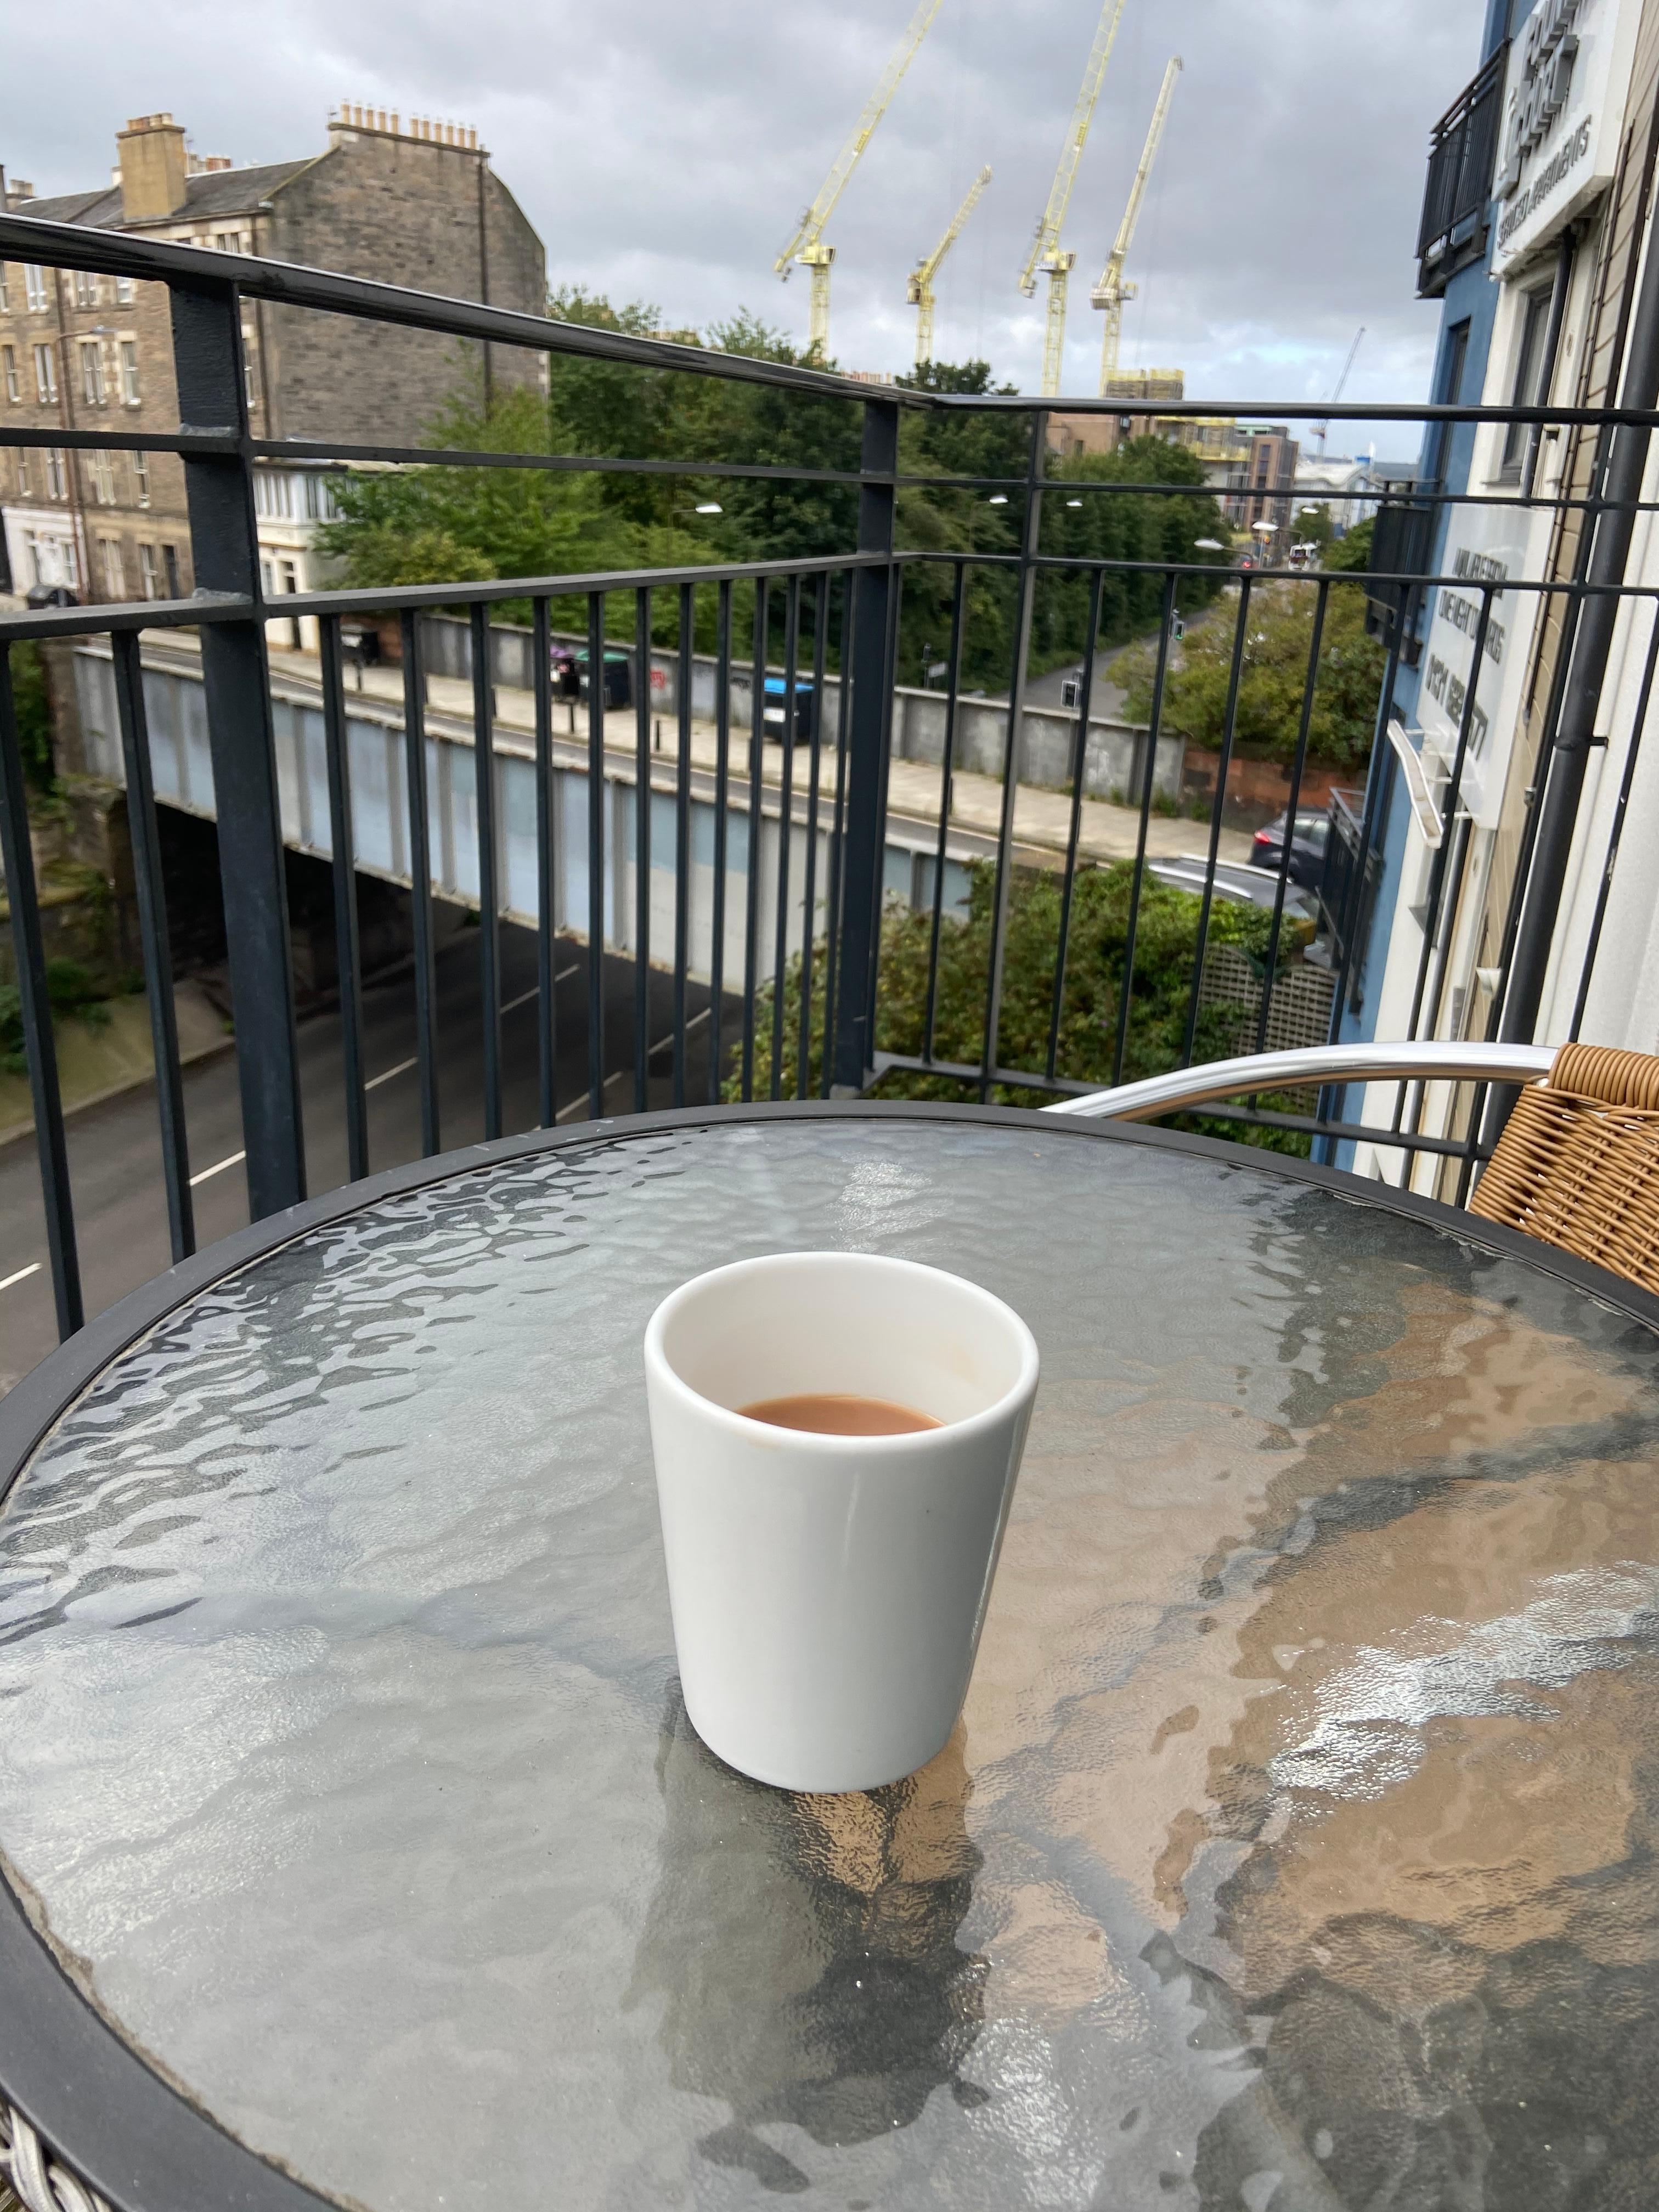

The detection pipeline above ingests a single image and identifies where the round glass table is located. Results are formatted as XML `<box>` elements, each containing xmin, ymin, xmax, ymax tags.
<box><xmin>2</xmin><ymin>1104</ymin><xmax>1657</xmax><ymax>2212</ymax></box>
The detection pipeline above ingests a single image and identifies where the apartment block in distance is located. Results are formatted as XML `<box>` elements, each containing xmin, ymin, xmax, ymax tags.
<box><xmin>0</xmin><ymin>106</ymin><xmax>545</xmax><ymax>619</ymax></box>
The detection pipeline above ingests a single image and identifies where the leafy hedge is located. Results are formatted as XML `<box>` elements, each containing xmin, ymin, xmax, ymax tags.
<box><xmin>731</xmin><ymin>860</ymin><xmax>1315</xmax><ymax>1153</ymax></box>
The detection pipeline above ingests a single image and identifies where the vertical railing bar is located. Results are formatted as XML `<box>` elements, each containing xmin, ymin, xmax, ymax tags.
<box><xmin>769</xmin><ymin>577</ymin><xmax>802</xmax><ymax>1099</ymax></box>
<box><xmin>864</xmin><ymin>560</ymin><xmax>904</xmax><ymax>1073</ymax></box>
<box><xmin>741</xmin><ymin>579</ymin><xmax>769</xmax><ymax>1102</ymax></box>
<box><xmin>924</xmin><ymin>559</ymin><xmax>968</xmax><ymax>1065</ymax></box>
<box><xmin>1389</xmin><ymin>582</ymin><xmax>1496</xmax><ymax>1178</ymax></box>
<box><xmin>1570</xmin><ymin>588</ymin><xmax>1659</xmax><ymax>1040</ymax></box>
<box><xmin>318</xmin><ymin>616</ymin><xmax>368</xmax><ymax>1185</ymax></box>
<box><xmin>1400</xmin><ymin>814</ymin><xmax>1477</xmax><ymax>1185</ymax></box>
<box><xmin>831</xmin><ymin>397</ymin><xmax>900</xmax><ymax>1094</ymax></box>
<box><xmin>821</xmin><ymin>568</ymin><xmax>856</xmax><ymax>1098</ymax></box>
<box><xmin>1394</xmin><ymin>583</ymin><xmax>1495</xmax><ymax>1114</ymax></box>
<box><xmin>1309</xmin><ymin>593</ymin><xmax>1409</xmax><ymax>1172</ymax></box>
<box><xmin>673</xmin><ymin>579</ymin><xmax>694</xmax><ymax>1108</ymax></box>
<box><xmin>797</xmin><ymin>573</ymin><xmax>830</xmax><ymax>1099</ymax></box>
<box><xmin>1111</xmin><ymin>571</ymin><xmax>1178</xmax><ymax>1088</ymax></box>
<box><xmin>708</xmin><ymin>580</ymin><xmax>733</xmax><ymax>1105</ymax></box>
<box><xmin>399</xmin><ymin>610</ymin><xmax>440</xmax><ymax>1156</ymax></box>
<box><xmin>586</xmin><ymin>591</ymin><xmax>607</xmax><ymax>1120</ymax></box>
<box><xmin>111</xmin><ymin>631</ymin><xmax>195</xmax><ymax>1260</ymax></box>
<box><xmin>979</xmin><ymin>409</ymin><xmax>1048</xmax><ymax>1100</ymax></box>
<box><xmin>1043</xmin><ymin>566</ymin><xmax>1104</xmax><ymax>1082</ymax></box>
<box><xmin>1179</xmin><ymin>575</ymin><xmax>1254</xmax><ymax>1067</ymax></box>
<box><xmin>471</xmin><ymin>601</ymin><xmax>503</xmax><ymax>1141</ymax></box>
<box><xmin>1254</xmin><ymin>577</ymin><xmax>1329</xmax><ymax>1054</ymax></box>
<box><xmin>532</xmin><ymin>597</ymin><xmax>558</xmax><ymax>1127</ymax></box>
<box><xmin>633</xmin><ymin>586</ymin><xmax>652</xmax><ymax>1112</ymax></box>
<box><xmin>0</xmin><ymin>649</ymin><xmax>83</xmax><ymax>1338</ymax></box>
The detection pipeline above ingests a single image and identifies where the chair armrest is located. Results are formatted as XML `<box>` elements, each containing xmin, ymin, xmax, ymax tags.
<box><xmin>1043</xmin><ymin>1042</ymin><xmax>1557</xmax><ymax>1122</ymax></box>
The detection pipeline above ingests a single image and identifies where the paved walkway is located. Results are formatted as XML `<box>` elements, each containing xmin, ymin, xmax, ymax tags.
<box><xmin>256</xmin><ymin>640</ymin><xmax>1252</xmax><ymax>870</ymax></box>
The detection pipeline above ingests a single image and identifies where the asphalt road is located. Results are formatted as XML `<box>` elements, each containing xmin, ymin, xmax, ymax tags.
<box><xmin>1</xmin><ymin>926</ymin><xmax>724</xmax><ymax>1394</ymax></box>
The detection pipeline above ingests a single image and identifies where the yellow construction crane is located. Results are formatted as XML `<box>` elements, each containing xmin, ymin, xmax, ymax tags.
<box><xmin>907</xmin><ymin>165</ymin><xmax>992</xmax><ymax>366</ymax></box>
<box><xmin>1019</xmin><ymin>0</ymin><xmax>1128</xmax><ymax>398</ymax></box>
<box><xmin>775</xmin><ymin>0</ymin><xmax>944</xmax><ymax>358</ymax></box>
<box><xmin>1091</xmin><ymin>54</ymin><xmax>1182</xmax><ymax>394</ymax></box>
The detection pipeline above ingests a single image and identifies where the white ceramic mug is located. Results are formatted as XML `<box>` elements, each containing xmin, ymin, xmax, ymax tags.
<box><xmin>643</xmin><ymin>1251</ymin><xmax>1039</xmax><ymax>1793</ymax></box>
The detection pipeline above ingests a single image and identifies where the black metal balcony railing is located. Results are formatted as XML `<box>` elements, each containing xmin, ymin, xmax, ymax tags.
<box><xmin>4</xmin><ymin>211</ymin><xmax>1659</xmax><ymax>1359</ymax></box>
<box><xmin>1417</xmin><ymin>43</ymin><xmax>1508</xmax><ymax>298</ymax></box>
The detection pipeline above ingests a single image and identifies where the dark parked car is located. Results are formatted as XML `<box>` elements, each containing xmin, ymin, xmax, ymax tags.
<box><xmin>25</xmin><ymin>584</ymin><xmax>79</xmax><ymax>610</ymax></box>
<box><xmin>1248</xmin><ymin>808</ymin><xmax>1329</xmax><ymax>888</ymax></box>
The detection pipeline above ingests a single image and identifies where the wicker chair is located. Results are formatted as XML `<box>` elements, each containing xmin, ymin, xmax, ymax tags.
<box><xmin>1466</xmin><ymin>1041</ymin><xmax>1659</xmax><ymax>1294</ymax></box>
<box><xmin>1046</xmin><ymin>1039</ymin><xmax>1659</xmax><ymax>1299</ymax></box>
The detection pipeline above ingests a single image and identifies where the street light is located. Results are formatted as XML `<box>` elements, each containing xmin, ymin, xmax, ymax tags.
<box><xmin>1193</xmin><ymin>537</ymin><xmax>1223</xmax><ymax>551</ymax></box>
<box><xmin>988</xmin><ymin>494</ymin><xmax>1009</xmax><ymax>506</ymax></box>
<box><xmin>693</xmin><ymin>501</ymin><xmax>723</xmax><ymax>515</ymax></box>
<box><xmin>1065</xmin><ymin>498</ymin><xmax>1084</xmax><ymax>508</ymax></box>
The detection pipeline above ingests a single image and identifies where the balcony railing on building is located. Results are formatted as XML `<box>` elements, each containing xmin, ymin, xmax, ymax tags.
<box><xmin>2</xmin><ymin>209</ymin><xmax>1655</xmax><ymax>1360</ymax></box>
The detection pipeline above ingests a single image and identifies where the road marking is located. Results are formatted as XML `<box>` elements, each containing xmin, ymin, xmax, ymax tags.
<box><xmin>0</xmin><ymin>1262</ymin><xmax>42</xmax><ymax>1294</ymax></box>
<box><xmin>189</xmin><ymin>1150</ymin><xmax>245</xmax><ymax>1188</ymax></box>
<box><xmin>364</xmin><ymin>1057</ymin><xmax>417</xmax><ymax>1092</ymax></box>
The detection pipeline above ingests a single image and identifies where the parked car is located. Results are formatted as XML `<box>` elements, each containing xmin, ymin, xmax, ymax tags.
<box><xmin>24</xmin><ymin>584</ymin><xmax>79</xmax><ymax>610</ymax></box>
<box><xmin>1149</xmin><ymin>854</ymin><xmax>1313</xmax><ymax>917</ymax></box>
<box><xmin>1248</xmin><ymin>808</ymin><xmax>1329</xmax><ymax>888</ymax></box>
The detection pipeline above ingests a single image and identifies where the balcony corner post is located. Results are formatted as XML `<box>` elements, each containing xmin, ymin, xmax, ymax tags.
<box><xmin>170</xmin><ymin>275</ymin><xmax>306</xmax><ymax>1217</ymax></box>
<box><xmin>831</xmin><ymin>395</ymin><xmax>900</xmax><ymax>1095</ymax></box>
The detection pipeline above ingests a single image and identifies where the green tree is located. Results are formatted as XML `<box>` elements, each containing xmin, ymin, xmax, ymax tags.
<box><xmin>1323</xmin><ymin>515</ymin><xmax>1374</xmax><ymax>571</ymax></box>
<box><xmin>1119</xmin><ymin>578</ymin><xmax>1385</xmax><ymax>769</ymax></box>
<box><xmin>315</xmin><ymin>380</ymin><xmax>634</xmax><ymax>620</ymax></box>
<box><xmin>734</xmin><ymin>860</ymin><xmax>1313</xmax><ymax>1153</ymax></box>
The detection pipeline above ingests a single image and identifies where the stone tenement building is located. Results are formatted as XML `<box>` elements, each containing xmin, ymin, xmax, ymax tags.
<box><xmin>0</xmin><ymin>106</ymin><xmax>545</xmax><ymax>612</ymax></box>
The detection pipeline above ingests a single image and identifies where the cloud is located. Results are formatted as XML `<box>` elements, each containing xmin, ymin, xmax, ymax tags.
<box><xmin>3</xmin><ymin>0</ymin><xmax>1485</xmax><ymax>430</ymax></box>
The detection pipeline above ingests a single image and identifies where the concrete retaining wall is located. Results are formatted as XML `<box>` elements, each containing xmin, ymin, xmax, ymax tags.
<box><xmin>418</xmin><ymin>613</ymin><xmax>1182</xmax><ymax>804</ymax></box>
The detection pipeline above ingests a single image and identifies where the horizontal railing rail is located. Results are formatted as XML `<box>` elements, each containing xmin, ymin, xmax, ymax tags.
<box><xmin>3</xmin><ymin>213</ymin><xmax>1656</xmax><ymax>1371</ymax></box>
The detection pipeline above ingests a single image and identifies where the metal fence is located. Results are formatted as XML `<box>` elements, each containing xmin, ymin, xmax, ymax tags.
<box><xmin>4</xmin><ymin>210</ymin><xmax>1659</xmax><ymax>1353</ymax></box>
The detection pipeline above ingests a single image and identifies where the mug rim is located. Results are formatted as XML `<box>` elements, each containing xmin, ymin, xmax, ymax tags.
<box><xmin>643</xmin><ymin>1250</ymin><xmax>1040</xmax><ymax>1452</ymax></box>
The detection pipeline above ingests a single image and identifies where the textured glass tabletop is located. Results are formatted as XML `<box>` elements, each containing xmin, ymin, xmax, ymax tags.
<box><xmin>3</xmin><ymin>1115</ymin><xmax>1658</xmax><ymax>2212</ymax></box>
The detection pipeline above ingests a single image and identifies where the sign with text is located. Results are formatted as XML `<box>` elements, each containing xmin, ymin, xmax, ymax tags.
<box><xmin>1492</xmin><ymin>0</ymin><xmax>1635</xmax><ymax>274</ymax></box>
<box><xmin>1415</xmin><ymin>507</ymin><xmax>1542</xmax><ymax>827</ymax></box>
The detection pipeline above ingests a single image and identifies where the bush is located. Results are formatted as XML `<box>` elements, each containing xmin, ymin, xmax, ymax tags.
<box><xmin>9</xmin><ymin>643</ymin><xmax>54</xmax><ymax>787</ymax></box>
<box><xmin>0</xmin><ymin>960</ymin><xmax>109</xmax><ymax>1075</ymax></box>
<box><xmin>731</xmin><ymin>861</ymin><xmax>1314</xmax><ymax>1153</ymax></box>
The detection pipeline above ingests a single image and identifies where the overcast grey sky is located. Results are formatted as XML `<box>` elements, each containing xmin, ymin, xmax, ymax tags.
<box><xmin>3</xmin><ymin>0</ymin><xmax>1487</xmax><ymax>433</ymax></box>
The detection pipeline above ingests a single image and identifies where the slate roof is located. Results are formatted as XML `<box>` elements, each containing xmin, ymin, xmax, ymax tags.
<box><xmin>15</xmin><ymin>160</ymin><xmax>315</xmax><ymax>231</ymax></box>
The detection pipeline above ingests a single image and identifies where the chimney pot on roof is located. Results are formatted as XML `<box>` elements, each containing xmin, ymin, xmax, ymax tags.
<box><xmin>117</xmin><ymin>111</ymin><xmax>188</xmax><ymax>222</ymax></box>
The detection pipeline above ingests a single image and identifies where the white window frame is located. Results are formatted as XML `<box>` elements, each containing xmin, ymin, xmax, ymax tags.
<box><xmin>44</xmin><ymin>448</ymin><xmax>66</xmax><ymax>499</ymax></box>
<box><xmin>80</xmin><ymin>339</ymin><xmax>105</xmax><ymax>408</ymax></box>
<box><xmin>115</xmin><ymin>276</ymin><xmax>136</xmax><ymax>306</ymax></box>
<box><xmin>1</xmin><ymin>344</ymin><xmax>18</xmax><ymax>404</ymax></box>
<box><xmin>33</xmin><ymin>342</ymin><xmax>58</xmax><ymax>404</ymax></box>
<box><xmin>24</xmin><ymin>265</ymin><xmax>48</xmax><ymax>312</ymax></box>
<box><xmin>89</xmin><ymin>450</ymin><xmax>116</xmax><ymax>504</ymax></box>
<box><xmin>99</xmin><ymin>537</ymin><xmax>125</xmax><ymax>597</ymax></box>
<box><xmin>16</xmin><ymin>448</ymin><xmax>30</xmax><ymax>496</ymax></box>
<box><xmin>119</xmin><ymin>338</ymin><xmax>140</xmax><ymax>405</ymax></box>
<box><xmin>74</xmin><ymin>270</ymin><xmax>99</xmax><ymax>311</ymax></box>
<box><xmin>0</xmin><ymin>267</ymin><xmax>9</xmax><ymax>313</ymax></box>
<box><xmin>138</xmin><ymin>543</ymin><xmax>159</xmax><ymax>599</ymax></box>
<box><xmin>132</xmin><ymin>450</ymin><xmax>151</xmax><ymax>507</ymax></box>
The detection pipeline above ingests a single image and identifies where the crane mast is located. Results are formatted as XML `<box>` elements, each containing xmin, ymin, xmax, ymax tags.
<box><xmin>1311</xmin><ymin>326</ymin><xmax>1365</xmax><ymax>452</ymax></box>
<box><xmin>775</xmin><ymin>0</ymin><xmax>943</xmax><ymax>356</ymax></box>
<box><xmin>1018</xmin><ymin>0</ymin><xmax>1128</xmax><ymax>397</ymax></box>
<box><xmin>1091</xmin><ymin>55</ymin><xmax>1182</xmax><ymax>394</ymax></box>
<box><xmin>907</xmin><ymin>165</ymin><xmax>992</xmax><ymax>365</ymax></box>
